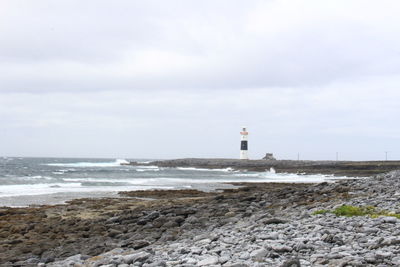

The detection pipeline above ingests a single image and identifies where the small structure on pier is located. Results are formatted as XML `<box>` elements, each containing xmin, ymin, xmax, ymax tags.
<box><xmin>262</xmin><ymin>153</ymin><xmax>276</xmax><ymax>160</ymax></box>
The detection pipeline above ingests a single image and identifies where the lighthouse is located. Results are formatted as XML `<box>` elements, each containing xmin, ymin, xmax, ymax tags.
<box><xmin>240</xmin><ymin>127</ymin><xmax>249</xmax><ymax>160</ymax></box>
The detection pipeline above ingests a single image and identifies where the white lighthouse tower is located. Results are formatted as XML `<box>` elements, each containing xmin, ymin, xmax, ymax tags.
<box><xmin>240</xmin><ymin>127</ymin><xmax>249</xmax><ymax>160</ymax></box>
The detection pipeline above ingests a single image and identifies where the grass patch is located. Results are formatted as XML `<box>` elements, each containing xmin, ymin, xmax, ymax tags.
<box><xmin>313</xmin><ymin>205</ymin><xmax>400</xmax><ymax>219</ymax></box>
<box><xmin>332</xmin><ymin>205</ymin><xmax>374</xmax><ymax>217</ymax></box>
<box><xmin>312</xmin><ymin>209</ymin><xmax>330</xmax><ymax>215</ymax></box>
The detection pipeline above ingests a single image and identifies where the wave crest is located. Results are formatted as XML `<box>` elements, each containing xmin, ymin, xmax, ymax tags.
<box><xmin>45</xmin><ymin>159</ymin><xmax>129</xmax><ymax>168</ymax></box>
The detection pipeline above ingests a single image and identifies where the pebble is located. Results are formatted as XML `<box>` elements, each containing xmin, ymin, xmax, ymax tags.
<box><xmin>197</xmin><ymin>256</ymin><xmax>219</xmax><ymax>266</ymax></box>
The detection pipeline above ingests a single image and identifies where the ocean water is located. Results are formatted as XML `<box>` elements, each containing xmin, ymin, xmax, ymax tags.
<box><xmin>0</xmin><ymin>157</ymin><xmax>349</xmax><ymax>206</ymax></box>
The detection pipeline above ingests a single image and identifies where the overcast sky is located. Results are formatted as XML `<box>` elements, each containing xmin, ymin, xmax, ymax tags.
<box><xmin>1</xmin><ymin>0</ymin><xmax>400</xmax><ymax>160</ymax></box>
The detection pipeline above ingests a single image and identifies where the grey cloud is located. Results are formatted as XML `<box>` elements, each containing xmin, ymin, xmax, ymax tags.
<box><xmin>1</xmin><ymin>0</ymin><xmax>400</xmax><ymax>92</ymax></box>
<box><xmin>1</xmin><ymin>0</ymin><xmax>400</xmax><ymax>160</ymax></box>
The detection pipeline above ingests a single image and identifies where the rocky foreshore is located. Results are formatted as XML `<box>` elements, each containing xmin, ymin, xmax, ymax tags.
<box><xmin>1</xmin><ymin>170</ymin><xmax>400</xmax><ymax>266</ymax></box>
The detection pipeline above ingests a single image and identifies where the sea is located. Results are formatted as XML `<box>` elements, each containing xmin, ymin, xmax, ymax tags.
<box><xmin>0</xmin><ymin>157</ymin><xmax>350</xmax><ymax>207</ymax></box>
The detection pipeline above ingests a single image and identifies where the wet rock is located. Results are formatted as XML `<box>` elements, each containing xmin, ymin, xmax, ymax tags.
<box><xmin>162</xmin><ymin>220</ymin><xmax>179</xmax><ymax>228</ymax></box>
<box><xmin>146</xmin><ymin>211</ymin><xmax>160</xmax><ymax>221</ymax></box>
<box><xmin>132</xmin><ymin>240</ymin><xmax>150</xmax><ymax>250</ymax></box>
<box><xmin>108</xmin><ymin>229</ymin><xmax>123</xmax><ymax>238</ymax></box>
<box><xmin>280</xmin><ymin>258</ymin><xmax>301</xmax><ymax>267</ymax></box>
<box><xmin>224</xmin><ymin>211</ymin><xmax>236</xmax><ymax>218</ymax></box>
<box><xmin>214</xmin><ymin>195</ymin><xmax>224</xmax><ymax>201</ymax></box>
<box><xmin>106</xmin><ymin>216</ymin><xmax>121</xmax><ymax>224</ymax></box>
<box><xmin>152</xmin><ymin>215</ymin><xmax>168</xmax><ymax>228</ymax></box>
<box><xmin>262</xmin><ymin>218</ymin><xmax>287</xmax><ymax>224</ymax></box>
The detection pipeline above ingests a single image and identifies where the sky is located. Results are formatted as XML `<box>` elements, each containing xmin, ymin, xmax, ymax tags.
<box><xmin>1</xmin><ymin>0</ymin><xmax>400</xmax><ymax>160</ymax></box>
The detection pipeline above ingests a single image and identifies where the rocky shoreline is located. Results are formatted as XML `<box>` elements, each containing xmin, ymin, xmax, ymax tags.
<box><xmin>1</xmin><ymin>165</ymin><xmax>400</xmax><ymax>266</ymax></box>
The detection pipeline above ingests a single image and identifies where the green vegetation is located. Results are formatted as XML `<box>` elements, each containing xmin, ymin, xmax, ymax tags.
<box><xmin>312</xmin><ymin>205</ymin><xmax>400</xmax><ymax>219</ymax></box>
<box><xmin>312</xmin><ymin>209</ymin><xmax>330</xmax><ymax>215</ymax></box>
<box><xmin>332</xmin><ymin>205</ymin><xmax>374</xmax><ymax>217</ymax></box>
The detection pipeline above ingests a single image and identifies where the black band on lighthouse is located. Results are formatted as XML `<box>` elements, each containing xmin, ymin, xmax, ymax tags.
<box><xmin>241</xmin><ymin>140</ymin><xmax>248</xmax><ymax>150</ymax></box>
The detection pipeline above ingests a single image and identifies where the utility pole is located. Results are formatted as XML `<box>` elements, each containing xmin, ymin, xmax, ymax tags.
<box><xmin>385</xmin><ymin>151</ymin><xmax>388</xmax><ymax>161</ymax></box>
<box><xmin>336</xmin><ymin>152</ymin><xmax>339</xmax><ymax>161</ymax></box>
<box><xmin>297</xmin><ymin>152</ymin><xmax>300</xmax><ymax>161</ymax></box>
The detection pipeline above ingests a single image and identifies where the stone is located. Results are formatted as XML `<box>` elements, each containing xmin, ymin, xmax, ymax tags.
<box><xmin>185</xmin><ymin>258</ymin><xmax>198</xmax><ymax>264</ymax></box>
<box><xmin>225</xmin><ymin>211</ymin><xmax>236</xmax><ymax>217</ymax></box>
<box><xmin>360</xmin><ymin>227</ymin><xmax>379</xmax><ymax>234</ymax></box>
<box><xmin>364</xmin><ymin>254</ymin><xmax>377</xmax><ymax>263</ymax></box>
<box><xmin>375</xmin><ymin>250</ymin><xmax>393</xmax><ymax>259</ymax></box>
<box><xmin>108</xmin><ymin>229</ymin><xmax>123</xmax><ymax>238</ymax></box>
<box><xmin>191</xmin><ymin>247</ymin><xmax>202</xmax><ymax>255</ymax></box>
<box><xmin>263</xmin><ymin>218</ymin><xmax>287</xmax><ymax>224</ymax></box>
<box><xmin>392</xmin><ymin>256</ymin><xmax>400</xmax><ymax>265</ymax></box>
<box><xmin>163</xmin><ymin>221</ymin><xmax>179</xmax><ymax>228</ymax></box>
<box><xmin>222</xmin><ymin>237</ymin><xmax>237</xmax><ymax>245</ymax></box>
<box><xmin>132</xmin><ymin>240</ymin><xmax>150</xmax><ymax>250</ymax></box>
<box><xmin>239</xmin><ymin>251</ymin><xmax>250</xmax><ymax>260</ymax></box>
<box><xmin>143</xmin><ymin>261</ymin><xmax>167</xmax><ymax>267</ymax></box>
<box><xmin>280</xmin><ymin>258</ymin><xmax>301</xmax><ymax>267</ymax></box>
<box><xmin>197</xmin><ymin>256</ymin><xmax>219</xmax><ymax>266</ymax></box>
<box><xmin>382</xmin><ymin>216</ymin><xmax>398</xmax><ymax>223</ymax></box>
<box><xmin>271</xmin><ymin>245</ymin><xmax>292</xmax><ymax>253</ymax></box>
<box><xmin>224</xmin><ymin>263</ymin><xmax>249</xmax><ymax>267</ymax></box>
<box><xmin>122</xmin><ymin>251</ymin><xmax>150</xmax><ymax>264</ymax></box>
<box><xmin>152</xmin><ymin>216</ymin><xmax>168</xmax><ymax>228</ymax></box>
<box><xmin>250</xmin><ymin>248</ymin><xmax>268</xmax><ymax>261</ymax></box>
<box><xmin>106</xmin><ymin>216</ymin><xmax>121</xmax><ymax>224</ymax></box>
<box><xmin>260</xmin><ymin>232</ymin><xmax>279</xmax><ymax>240</ymax></box>
<box><xmin>146</xmin><ymin>211</ymin><xmax>160</xmax><ymax>221</ymax></box>
<box><xmin>219</xmin><ymin>255</ymin><xmax>230</xmax><ymax>264</ymax></box>
<box><xmin>214</xmin><ymin>195</ymin><xmax>225</xmax><ymax>201</ymax></box>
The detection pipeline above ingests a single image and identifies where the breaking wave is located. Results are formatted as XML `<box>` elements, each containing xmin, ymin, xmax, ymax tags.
<box><xmin>45</xmin><ymin>159</ymin><xmax>129</xmax><ymax>168</ymax></box>
<box><xmin>176</xmin><ymin>167</ymin><xmax>236</xmax><ymax>172</ymax></box>
<box><xmin>136</xmin><ymin>166</ymin><xmax>160</xmax><ymax>172</ymax></box>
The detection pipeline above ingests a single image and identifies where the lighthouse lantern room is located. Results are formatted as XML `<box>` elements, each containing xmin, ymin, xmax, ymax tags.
<box><xmin>240</xmin><ymin>127</ymin><xmax>249</xmax><ymax>160</ymax></box>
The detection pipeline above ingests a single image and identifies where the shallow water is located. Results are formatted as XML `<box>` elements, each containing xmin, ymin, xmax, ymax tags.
<box><xmin>0</xmin><ymin>157</ymin><xmax>350</xmax><ymax>206</ymax></box>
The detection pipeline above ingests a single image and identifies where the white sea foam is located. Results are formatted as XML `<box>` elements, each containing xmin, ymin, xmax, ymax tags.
<box><xmin>135</xmin><ymin>165</ymin><xmax>160</xmax><ymax>172</ymax></box>
<box><xmin>232</xmin><ymin>170</ymin><xmax>350</xmax><ymax>183</ymax></box>
<box><xmin>137</xmin><ymin>169</ymin><xmax>158</xmax><ymax>172</ymax></box>
<box><xmin>176</xmin><ymin>167</ymin><xmax>235</xmax><ymax>172</ymax></box>
<box><xmin>27</xmin><ymin>175</ymin><xmax>53</xmax><ymax>180</ymax></box>
<box><xmin>63</xmin><ymin>177</ymin><xmax>145</xmax><ymax>183</ymax></box>
<box><xmin>45</xmin><ymin>159</ymin><xmax>129</xmax><ymax>168</ymax></box>
<box><xmin>233</xmin><ymin>173</ymin><xmax>260</xmax><ymax>177</ymax></box>
<box><xmin>0</xmin><ymin>182</ymin><xmax>175</xmax><ymax>197</ymax></box>
<box><xmin>136</xmin><ymin>165</ymin><xmax>159</xmax><ymax>169</ymax></box>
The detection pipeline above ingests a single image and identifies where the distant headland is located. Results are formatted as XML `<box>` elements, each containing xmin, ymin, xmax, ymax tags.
<box><xmin>126</xmin><ymin>158</ymin><xmax>400</xmax><ymax>177</ymax></box>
